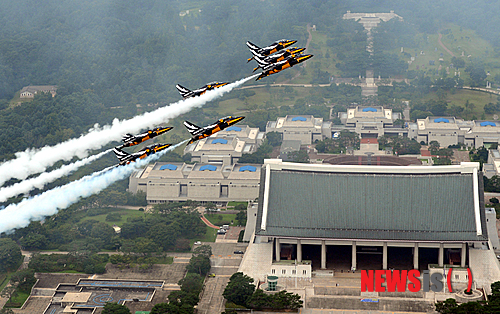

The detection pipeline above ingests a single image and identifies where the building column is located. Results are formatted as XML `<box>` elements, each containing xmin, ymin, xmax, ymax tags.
<box><xmin>321</xmin><ymin>240</ymin><xmax>326</xmax><ymax>269</ymax></box>
<box><xmin>413</xmin><ymin>243</ymin><xmax>419</xmax><ymax>270</ymax></box>
<box><xmin>461</xmin><ymin>243</ymin><xmax>467</xmax><ymax>268</ymax></box>
<box><xmin>382</xmin><ymin>242</ymin><xmax>388</xmax><ymax>270</ymax></box>
<box><xmin>275</xmin><ymin>238</ymin><xmax>280</xmax><ymax>262</ymax></box>
<box><xmin>438</xmin><ymin>243</ymin><xmax>444</xmax><ymax>267</ymax></box>
<box><xmin>352</xmin><ymin>241</ymin><xmax>357</xmax><ymax>271</ymax></box>
<box><xmin>297</xmin><ymin>239</ymin><xmax>302</xmax><ymax>263</ymax></box>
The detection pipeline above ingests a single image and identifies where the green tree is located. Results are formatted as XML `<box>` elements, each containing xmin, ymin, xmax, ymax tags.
<box><xmin>150</xmin><ymin>302</ymin><xmax>179</xmax><ymax>314</ymax></box>
<box><xmin>102</xmin><ymin>302</ymin><xmax>131</xmax><ymax>314</ymax></box>
<box><xmin>193</xmin><ymin>244</ymin><xmax>212</xmax><ymax>258</ymax></box>
<box><xmin>266</xmin><ymin>132</ymin><xmax>282</xmax><ymax>147</ymax></box>
<box><xmin>186</xmin><ymin>255</ymin><xmax>211</xmax><ymax>276</ymax></box>
<box><xmin>236</xmin><ymin>210</ymin><xmax>247</xmax><ymax>226</ymax></box>
<box><xmin>0</xmin><ymin>238</ymin><xmax>22</xmax><ymax>272</ymax></box>
<box><xmin>10</xmin><ymin>269</ymin><xmax>36</xmax><ymax>292</ymax></box>
<box><xmin>223</xmin><ymin>272</ymin><xmax>255</xmax><ymax>306</ymax></box>
<box><xmin>179</xmin><ymin>273</ymin><xmax>203</xmax><ymax>295</ymax></box>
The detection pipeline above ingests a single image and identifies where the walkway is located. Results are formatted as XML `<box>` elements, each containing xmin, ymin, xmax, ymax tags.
<box><xmin>201</xmin><ymin>214</ymin><xmax>220</xmax><ymax>229</ymax></box>
<box><xmin>438</xmin><ymin>33</ymin><xmax>455</xmax><ymax>57</ymax></box>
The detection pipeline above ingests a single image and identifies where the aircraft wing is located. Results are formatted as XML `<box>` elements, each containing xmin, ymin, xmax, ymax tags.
<box><xmin>184</xmin><ymin>121</ymin><xmax>203</xmax><ymax>135</ymax></box>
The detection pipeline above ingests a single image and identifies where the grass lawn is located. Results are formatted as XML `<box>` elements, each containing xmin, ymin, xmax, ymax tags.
<box><xmin>78</xmin><ymin>208</ymin><xmax>146</xmax><ymax>227</ymax></box>
<box><xmin>0</xmin><ymin>271</ymin><xmax>13</xmax><ymax>292</ymax></box>
<box><xmin>422</xmin><ymin>89</ymin><xmax>499</xmax><ymax>119</ymax></box>
<box><xmin>199</xmin><ymin>226</ymin><xmax>217</xmax><ymax>243</ymax></box>
<box><xmin>227</xmin><ymin>201</ymin><xmax>248</xmax><ymax>208</ymax></box>
<box><xmin>5</xmin><ymin>290</ymin><xmax>30</xmax><ymax>308</ymax></box>
<box><xmin>205</xmin><ymin>213</ymin><xmax>237</xmax><ymax>226</ymax></box>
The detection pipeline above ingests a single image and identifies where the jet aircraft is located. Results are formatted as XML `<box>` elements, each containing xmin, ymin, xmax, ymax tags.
<box><xmin>113</xmin><ymin>143</ymin><xmax>172</xmax><ymax>166</ymax></box>
<box><xmin>251</xmin><ymin>47</ymin><xmax>306</xmax><ymax>72</ymax></box>
<box><xmin>176</xmin><ymin>82</ymin><xmax>229</xmax><ymax>99</ymax></box>
<box><xmin>184</xmin><ymin>116</ymin><xmax>245</xmax><ymax>145</ymax></box>
<box><xmin>119</xmin><ymin>126</ymin><xmax>173</xmax><ymax>148</ymax></box>
<box><xmin>246</xmin><ymin>39</ymin><xmax>297</xmax><ymax>62</ymax></box>
<box><xmin>255</xmin><ymin>54</ymin><xmax>313</xmax><ymax>81</ymax></box>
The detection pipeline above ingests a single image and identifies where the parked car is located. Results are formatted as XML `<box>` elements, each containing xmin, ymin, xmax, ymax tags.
<box><xmin>194</xmin><ymin>241</ymin><xmax>201</xmax><ymax>245</ymax></box>
<box><xmin>234</xmin><ymin>250</ymin><xmax>244</xmax><ymax>254</ymax></box>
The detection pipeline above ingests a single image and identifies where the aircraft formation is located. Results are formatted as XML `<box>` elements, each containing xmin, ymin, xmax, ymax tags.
<box><xmin>246</xmin><ymin>39</ymin><xmax>313</xmax><ymax>81</ymax></box>
<box><xmin>114</xmin><ymin>38</ymin><xmax>309</xmax><ymax>166</ymax></box>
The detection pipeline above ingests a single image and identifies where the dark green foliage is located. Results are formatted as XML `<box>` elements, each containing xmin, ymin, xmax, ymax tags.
<box><xmin>0</xmin><ymin>238</ymin><xmax>22</xmax><ymax>272</ymax></box>
<box><xmin>236</xmin><ymin>210</ymin><xmax>247</xmax><ymax>226</ymax></box>
<box><xmin>247</xmin><ymin>289</ymin><xmax>303</xmax><ymax>310</ymax></box>
<box><xmin>485</xmin><ymin>176</ymin><xmax>500</xmax><ymax>193</ymax></box>
<box><xmin>102</xmin><ymin>303</ymin><xmax>131</xmax><ymax>314</ymax></box>
<box><xmin>186</xmin><ymin>255</ymin><xmax>211</xmax><ymax>276</ymax></box>
<box><xmin>266</xmin><ymin>132</ymin><xmax>282</xmax><ymax>147</ymax></box>
<box><xmin>286</xmin><ymin>150</ymin><xmax>310</xmax><ymax>163</ymax></box>
<box><xmin>379</xmin><ymin>135</ymin><xmax>421</xmax><ymax>155</ymax></box>
<box><xmin>29</xmin><ymin>253</ymin><xmax>108</xmax><ymax>274</ymax></box>
<box><xmin>223</xmin><ymin>272</ymin><xmax>255</xmax><ymax>306</ymax></box>
<box><xmin>490</xmin><ymin>198</ymin><xmax>499</xmax><ymax>204</ymax></box>
<box><xmin>239</xmin><ymin>141</ymin><xmax>273</xmax><ymax>164</ymax></box>
<box><xmin>315</xmin><ymin>130</ymin><xmax>360</xmax><ymax>154</ymax></box>
<box><xmin>10</xmin><ymin>269</ymin><xmax>36</xmax><ymax>292</ymax></box>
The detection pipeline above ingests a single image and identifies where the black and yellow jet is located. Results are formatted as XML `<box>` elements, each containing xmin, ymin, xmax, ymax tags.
<box><xmin>246</xmin><ymin>39</ymin><xmax>297</xmax><ymax>62</ymax></box>
<box><xmin>118</xmin><ymin>126</ymin><xmax>173</xmax><ymax>148</ymax></box>
<box><xmin>252</xmin><ymin>47</ymin><xmax>306</xmax><ymax>72</ymax></box>
<box><xmin>256</xmin><ymin>54</ymin><xmax>313</xmax><ymax>81</ymax></box>
<box><xmin>113</xmin><ymin>143</ymin><xmax>172</xmax><ymax>166</ymax></box>
<box><xmin>176</xmin><ymin>81</ymin><xmax>229</xmax><ymax>99</ymax></box>
<box><xmin>184</xmin><ymin>116</ymin><xmax>245</xmax><ymax>145</ymax></box>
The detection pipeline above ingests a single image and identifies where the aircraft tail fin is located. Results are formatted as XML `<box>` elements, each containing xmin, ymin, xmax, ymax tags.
<box><xmin>246</xmin><ymin>41</ymin><xmax>260</xmax><ymax>52</ymax></box>
<box><xmin>113</xmin><ymin>147</ymin><xmax>130</xmax><ymax>162</ymax></box>
<box><xmin>183</xmin><ymin>121</ymin><xmax>202</xmax><ymax>135</ymax></box>
<box><xmin>176</xmin><ymin>84</ymin><xmax>191</xmax><ymax>98</ymax></box>
<box><xmin>254</xmin><ymin>55</ymin><xmax>270</xmax><ymax>68</ymax></box>
<box><xmin>122</xmin><ymin>133</ymin><xmax>134</xmax><ymax>142</ymax></box>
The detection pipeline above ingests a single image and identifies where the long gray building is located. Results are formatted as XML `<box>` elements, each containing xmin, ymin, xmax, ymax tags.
<box><xmin>128</xmin><ymin>162</ymin><xmax>261</xmax><ymax>204</ymax></box>
<box><xmin>416</xmin><ymin>117</ymin><xmax>500</xmax><ymax>148</ymax></box>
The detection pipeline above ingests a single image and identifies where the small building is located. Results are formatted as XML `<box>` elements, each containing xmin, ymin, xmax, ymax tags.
<box><xmin>338</xmin><ymin>106</ymin><xmax>404</xmax><ymax>139</ymax></box>
<box><xmin>266</xmin><ymin>115</ymin><xmax>330</xmax><ymax>145</ymax></box>
<box><xmin>128</xmin><ymin>162</ymin><xmax>261</xmax><ymax>204</ymax></box>
<box><xmin>184</xmin><ymin>125</ymin><xmax>265</xmax><ymax>165</ymax></box>
<box><xmin>20</xmin><ymin>85</ymin><xmax>57</xmax><ymax>98</ymax></box>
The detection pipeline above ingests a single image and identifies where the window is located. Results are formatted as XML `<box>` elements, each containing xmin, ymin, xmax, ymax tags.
<box><xmin>455</xmin><ymin>275</ymin><xmax>459</xmax><ymax>280</ymax></box>
<box><xmin>292</xmin><ymin>270</ymin><xmax>296</xmax><ymax>275</ymax></box>
<box><xmin>282</xmin><ymin>269</ymin><xmax>286</xmax><ymax>274</ymax></box>
<box><xmin>303</xmin><ymin>270</ymin><xmax>307</xmax><ymax>275</ymax></box>
<box><xmin>271</xmin><ymin>269</ymin><xmax>275</xmax><ymax>274</ymax></box>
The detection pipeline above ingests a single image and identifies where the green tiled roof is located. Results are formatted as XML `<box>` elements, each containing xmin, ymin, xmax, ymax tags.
<box><xmin>256</xmin><ymin>170</ymin><xmax>487</xmax><ymax>242</ymax></box>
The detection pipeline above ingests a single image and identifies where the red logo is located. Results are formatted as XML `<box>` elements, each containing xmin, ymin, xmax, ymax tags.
<box><xmin>360</xmin><ymin>268</ymin><xmax>472</xmax><ymax>293</ymax></box>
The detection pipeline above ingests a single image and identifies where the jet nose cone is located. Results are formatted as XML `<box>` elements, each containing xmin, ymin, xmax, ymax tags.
<box><xmin>298</xmin><ymin>55</ymin><xmax>314</xmax><ymax>62</ymax></box>
<box><xmin>296</xmin><ymin>47</ymin><xmax>306</xmax><ymax>53</ymax></box>
<box><xmin>233</xmin><ymin>116</ymin><xmax>245</xmax><ymax>123</ymax></box>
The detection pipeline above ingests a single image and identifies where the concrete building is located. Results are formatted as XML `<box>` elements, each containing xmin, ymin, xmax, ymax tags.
<box><xmin>484</xmin><ymin>149</ymin><xmax>500</xmax><ymax>178</ymax></box>
<box><xmin>20</xmin><ymin>85</ymin><xmax>57</xmax><ymax>98</ymax></box>
<box><xmin>266</xmin><ymin>115</ymin><xmax>331</xmax><ymax>145</ymax></box>
<box><xmin>184</xmin><ymin>125</ymin><xmax>265</xmax><ymax>165</ymax></box>
<box><xmin>128</xmin><ymin>162</ymin><xmax>261</xmax><ymax>204</ymax></box>
<box><xmin>240</xmin><ymin>160</ymin><xmax>500</xmax><ymax>299</ymax></box>
<box><xmin>338</xmin><ymin>105</ymin><xmax>405</xmax><ymax>138</ymax></box>
<box><xmin>416</xmin><ymin>117</ymin><xmax>500</xmax><ymax>148</ymax></box>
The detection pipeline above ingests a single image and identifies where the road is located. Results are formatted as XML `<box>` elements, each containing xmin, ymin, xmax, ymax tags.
<box><xmin>438</xmin><ymin>33</ymin><xmax>455</xmax><ymax>57</ymax></box>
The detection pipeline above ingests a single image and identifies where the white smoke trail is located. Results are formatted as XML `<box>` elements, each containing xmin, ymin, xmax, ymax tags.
<box><xmin>0</xmin><ymin>140</ymin><xmax>187</xmax><ymax>233</ymax></box>
<box><xmin>0</xmin><ymin>149</ymin><xmax>112</xmax><ymax>202</ymax></box>
<box><xmin>0</xmin><ymin>75</ymin><xmax>257</xmax><ymax>187</ymax></box>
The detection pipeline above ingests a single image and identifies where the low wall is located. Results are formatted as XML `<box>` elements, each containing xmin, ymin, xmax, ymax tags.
<box><xmin>307</xmin><ymin>296</ymin><xmax>435</xmax><ymax>313</ymax></box>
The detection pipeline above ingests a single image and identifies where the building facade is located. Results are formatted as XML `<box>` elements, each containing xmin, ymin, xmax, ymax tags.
<box><xmin>240</xmin><ymin>160</ymin><xmax>498</xmax><ymax>292</ymax></box>
<box><xmin>20</xmin><ymin>85</ymin><xmax>57</xmax><ymax>98</ymax></box>
<box><xmin>184</xmin><ymin>125</ymin><xmax>265</xmax><ymax>165</ymax></box>
<box><xmin>128</xmin><ymin>162</ymin><xmax>261</xmax><ymax>204</ymax></box>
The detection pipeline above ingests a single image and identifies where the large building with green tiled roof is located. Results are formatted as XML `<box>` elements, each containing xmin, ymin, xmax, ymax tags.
<box><xmin>240</xmin><ymin>160</ymin><xmax>496</xmax><ymax>283</ymax></box>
